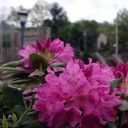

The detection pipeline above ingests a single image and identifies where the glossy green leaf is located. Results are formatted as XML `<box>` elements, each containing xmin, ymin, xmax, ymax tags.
<box><xmin>2</xmin><ymin>71</ymin><xmax>21</xmax><ymax>74</ymax></box>
<box><xmin>3</xmin><ymin>100</ymin><xmax>18</xmax><ymax>109</ymax></box>
<box><xmin>104</xmin><ymin>122</ymin><xmax>117</xmax><ymax>128</ymax></box>
<box><xmin>1</xmin><ymin>61</ymin><xmax>24</xmax><ymax>67</ymax></box>
<box><xmin>2</xmin><ymin>114</ymin><xmax>8</xmax><ymax>128</ymax></box>
<box><xmin>10</xmin><ymin>78</ymin><xmax>35</xmax><ymax>84</ymax></box>
<box><xmin>2</xmin><ymin>84</ymin><xmax>24</xmax><ymax>105</ymax></box>
<box><xmin>50</xmin><ymin>62</ymin><xmax>66</xmax><ymax>68</ymax></box>
<box><xmin>29</xmin><ymin>53</ymin><xmax>47</xmax><ymax>69</ymax></box>
<box><xmin>12</xmin><ymin>113</ymin><xmax>17</xmax><ymax>125</ymax></box>
<box><xmin>0</xmin><ymin>118</ymin><xmax>2</xmax><ymax>123</ymax></box>
<box><xmin>0</xmin><ymin>67</ymin><xmax>20</xmax><ymax>71</ymax></box>
<box><xmin>0</xmin><ymin>91</ymin><xmax>3</xmax><ymax>100</ymax></box>
<box><xmin>118</xmin><ymin>100</ymin><xmax>128</xmax><ymax>111</ymax></box>
<box><xmin>0</xmin><ymin>81</ymin><xmax>3</xmax><ymax>86</ymax></box>
<box><xmin>110</xmin><ymin>77</ymin><xmax>123</xmax><ymax>91</ymax></box>
<box><xmin>18</xmin><ymin>119</ymin><xmax>48</xmax><ymax>128</ymax></box>
<box><xmin>61</xmin><ymin>123</ymin><xmax>72</xmax><ymax>128</ymax></box>
<box><xmin>14</xmin><ymin>108</ymin><xmax>29</xmax><ymax>128</ymax></box>
<box><xmin>18</xmin><ymin>83</ymin><xmax>36</xmax><ymax>89</ymax></box>
<box><xmin>27</xmin><ymin>111</ymin><xmax>37</xmax><ymax>116</ymax></box>
<box><xmin>14</xmin><ymin>105</ymin><xmax>32</xmax><ymax>124</ymax></box>
<box><xmin>0</xmin><ymin>81</ymin><xmax>3</xmax><ymax>100</ymax></box>
<box><xmin>14</xmin><ymin>105</ymin><xmax>26</xmax><ymax>118</ymax></box>
<box><xmin>5</xmin><ymin>73</ymin><xmax>29</xmax><ymax>79</ymax></box>
<box><xmin>29</xmin><ymin>71</ymin><xmax>45</xmax><ymax>77</ymax></box>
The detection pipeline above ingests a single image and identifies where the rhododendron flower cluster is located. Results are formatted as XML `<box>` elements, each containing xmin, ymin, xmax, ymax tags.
<box><xmin>1</xmin><ymin>37</ymin><xmax>128</xmax><ymax>128</ymax></box>
<box><xmin>33</xmin><ymin>60</ymin><xmax>122</xmax><ymax>128</ymax></box>
<box><xmin>18</xmin><ymin>38</ymin><xmax>74</xmax><ymax>73</ymax></box>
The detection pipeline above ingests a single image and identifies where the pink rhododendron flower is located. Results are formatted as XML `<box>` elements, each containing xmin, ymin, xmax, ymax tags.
<box><xmin>74</xmin><ymin>58</ymin><xmax>115</xmax><ymax>87</ymax></box>
<box><xmin>23</xmin><ymin>89</ymin><xmax>31</xmax><ymax>100</ymax></box>
<box><xmin>113</xmin><ymin>62</ymin><xmax>128</xmax><ymax>96</ymax></box>
<box><xmin>80</xmin><ymin>113</ymin><xmax>104</xmax><ymax>128</ymax></box>
<box><xmin>33</xmin><ymin>61</ymin><xmax>122</xmax><ymax>128</ymax></box>
<box><xmin>113</xmin><ymin>62</ymin><xmax>128</xmax><ymax>78</ymax></box>
<box><xmin>18</xmin><ymin>38</ymin><xmax>74</xmax><ymax>74</ymax></box>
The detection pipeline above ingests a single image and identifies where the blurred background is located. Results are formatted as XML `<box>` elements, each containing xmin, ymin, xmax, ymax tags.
<box><xmin>0</xmin><ymin>0</ymin><xmax>128</xmax><ymax>66</ymax></box>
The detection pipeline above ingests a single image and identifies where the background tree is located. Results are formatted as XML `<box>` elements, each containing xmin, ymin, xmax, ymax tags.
<box><xmin>117</xmin><ymin>8</ymin><xmax>128</xmax><ymax>52</ymax></box>
<box><xmin>63</xmin><ymin>20</ymin><xmax>99</xmax><ymax>50</ymax></box>
<box><xmin>71</xmin><ymin>22</ymin><xmax>83</xmax><ymax>48</ymax></box>
<box><xmin>79</xmin><ymin>20</ymin><xmax>99</xmax><ymax>63</ymax></box>
<box><xmin>7</xmin><ymin>6</ymin><xmax>30</xmax><ymax>27</ymax></box>
<box><xmin>43</xmin><ymin>2</ymin><xmax>70</xmax><ymax>39</ymax></box>
<box><xmin>30</xmin><ymin>0</ymin><xmax>50</xmax><ymax>27</ymax></box>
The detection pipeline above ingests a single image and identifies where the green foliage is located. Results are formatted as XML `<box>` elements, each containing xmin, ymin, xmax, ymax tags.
<box><xmin>61</xmin><ymin>123</ymin><xmax>72</xmax><ymax>128</ymax></box>
<box><xmin>58</xmin><ymin>25</ymin><xmax>73</xmax><ymax>45</ymax></box>
<box><xmin>0</xmin><ymin>60</ymin><xmax>36</xmax><ymax>87</ymax></box>
<box><xmin>10</xmin><ymin>78</ymin><xmax>35</xmax><ymax>85</ymax></box>
<box><xmin>104</xmin><ymin>122</ymin><xmax>117</xmax><ymax>128</ymax></box>
<box><xmin>12</xmin><ymin>113</ymin><xmax>17</xmax><ymax>125</ymax></box>
<box><xmin>30</xmin><ymin>0</ymin><xmax>50</xmax><ymax>27</ymax></box>
<box><xmin>2</xmin><ymin>115</ymin><xmax>8</xmax><ymax>128</ymax></box>
<box><xmin>49</xmin><ymin>62</ymin><xmax>66</xmax><ymax>68</ymax></box>
<box><xmin>29</xmin><ymin>71</ymin><xmax>45</xmax><ymax>77</ymax></box>
<box><xmin>0</xmin><ymin>80</ymin><xmax>48</xmax><ymax>128</ymax></box>
<box><xmin>1</xmin><ymin>61</ymin><xmax>24</xmax><ymax>67</ymax></box>
<box><xmin>43</xmin><ymin>2</ymin><xmax>70</xmax><ymax>39</ymax></box>
<box><xmin>109</xmin><ymin>77</ymin><xmax>123</xmax><ymax>91</ymax></box>
<box><xmin>29</xmin><ymin>53</ymin><xmax>47</xmax><ymax>70</ymax></box>
<box><xmin>118</xmin><ymin>100</ymin><xmax>128</xmax><ymax>111</ymax></box>
<box><xmin>7</xmin><ymin>6</ymin><xmax>30</xmax><ymax>27</ymax></box>
<box><xmin>117</xmin><ymin>8</ymin><xmax>128</xmax><ymax>52</ymax></box>
<box><xmin>1</xmin><ymin>21</ymin><xmax>12</xmax><ymax>48</ymax></box>
<box><xmin>0</xmin><ymin>83</ymin><xmax>24</xmax><ymax>107</ymax></box>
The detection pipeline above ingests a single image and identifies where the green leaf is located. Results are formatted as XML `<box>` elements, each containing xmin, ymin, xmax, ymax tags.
<box><xmin>2</xmin><ymin>115</ymin><xmax>8</xmax><ymax>128</ymax></box>
<box><xmin>14</xmin><ymin>105</ymin><xmax>26</xmax><ymax>118</ymax></box>
<box><xmin>18</xmin><ymin>119</ymin><xmax>48</xmax><ymax>128</ymax></box>
<box><xmin>12</xmin><ymin>113</ymin><xmax>17</xmax><ymax>125</ymax></box>
<box><xmin>2</xmin><ymin>84</ymin><xmax>24</xmax><ymax>106</ymax></box>
<box><xmin>61</xmin><ymin>123</ymin><xmax>72</xmax><ymax>128</ymax></box>
<box><xmin>1</xmin><ymin>61</ymin><xmax>24</xmax><ymax>67</ymax></box>
<box><xmin>0</xmin><ymin>118</ymin><xmax>2</xmax><ymax>124</ymax></box>
<box><xmin>14</xmin><ymin>105</ymin><xmax>32</xmax><ymax>124</ymax></box>
<box><xmin>104</xmin><ymin>122</ymin><xmax>117</xmax><ymax>128</ymax></box>
<box><xmin>0</xmin><ymin>67</ymin><xmax>20</xmax><ymax>71</ymax></box>
<box><xmin>14</xmin><ymin>108</ymin><xmax>30</xmax><ymax>128</ymax></box>
<box><xmin>29</xmin><ymin>71</ymin><xmax>45</xmax><ymax>77</ymax></box>
<box><xmin>0</xmin><ymin>91</ymin><xmax>3</xmax><ymax>100</ymax></box>
<box><xmin>27</xmin><ymin>111</ymin><xmax>37</xmax><ymax>116</ymax></box>
<box><xmin>2</xmin><ymin>71</ymin><xmax>21</xmax><ymax>74</ymax></box>
<box><xmin>10</xmin><ymin>78</ymin><xmax>35</xmax><ymax>84</ymax></box>
<box><xmin>50</xmin><ymin>62</ymin><xmax>66</xmax><ymax>68</ymax></box>
<box><xmin>110</xmin><ymin>77</ymin><xmax>123</xmax><ymax>91</ymax></box>
<box><xmin>29</xmin><ymin>53</ymin><xmax>47</xmax><ymax>70</ymax></box>
<box><xmin>117</xmin><ymin>100</ymin><xmax>128</xmax><ymax>111</ymax></box>
<box><xmin>0</xmin><ymin>81</ymin><xmax>3</xmax><ymax>86</ymax></box>
<box><xmin>18</xmin><ymin>83</ymin><xmax>36</xmax><ymax>89</ymax></box>
<box><xmin>5</xmin><ymin>73</ymin><xmax>29</xmax><ymax>79</ymax></box>
<box><xmin>3</xmin><ymin>100</ymin><xmax>18</xmax><ymax>109</ymax></box>
<box><xmin>0</xmin><ymin>81</ymin><xmax>3</xmax><ymax>100</ymax></box>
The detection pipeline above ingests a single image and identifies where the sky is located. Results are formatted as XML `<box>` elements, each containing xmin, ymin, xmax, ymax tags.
<box><xmin>0</xmin><ymin>0</ymin><xmax>128</xmax><ymax>23</ymax></box>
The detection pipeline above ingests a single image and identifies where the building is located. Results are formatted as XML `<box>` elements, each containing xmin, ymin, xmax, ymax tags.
<box><xmin>97</xmin><ymin>33</ymin><xmax>108</xmax><ymax>49</ymax></box>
